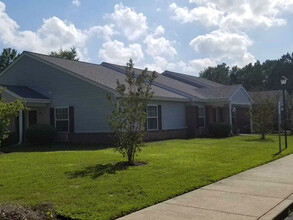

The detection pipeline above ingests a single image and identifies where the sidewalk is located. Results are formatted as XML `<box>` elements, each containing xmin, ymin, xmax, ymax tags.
<box><xmin>120</xmin><ymin>154</ymin><xmax>293</xmax><ymax>220</ymax></box>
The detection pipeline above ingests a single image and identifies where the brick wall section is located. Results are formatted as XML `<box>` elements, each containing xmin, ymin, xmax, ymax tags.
<box><xmin>235</xmin><ymin>107</ymin><xmax>251</xmax><ymax>133</ymax></box>
<box><xmin>68</xmin><ymin>133</ymin><xmax>112</xmax><ymax>145</ymax></box>
<box><xmin>67</xmin><ymin>129</ymin><xmax>187</xmax><ymax>145</ymax></box>
<box><xmin>224</xmin><ymin>105</ymin><xmax>230</xmax><ymax>124</ymax></box>
<box><xmin>185</xmin><ymin>106</ymin><xmax>198</xmax><ymax>138</ymax></box>
<box><xmin>144</xmin><ymin>129</ymin><xmax>187</xmax><ymax>141</ymax></box>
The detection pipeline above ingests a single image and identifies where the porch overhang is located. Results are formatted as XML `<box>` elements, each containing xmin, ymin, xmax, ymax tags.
<box><xmin>1</xmin><ymin>85</ymin><xmax>51</xmax><ymax>106</ymax></box>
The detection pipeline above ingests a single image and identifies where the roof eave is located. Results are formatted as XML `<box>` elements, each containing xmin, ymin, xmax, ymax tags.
<box><xmin>151</xmin><ymin>96</ymin><xmax>189</xmax><ymax>102</ymax></box>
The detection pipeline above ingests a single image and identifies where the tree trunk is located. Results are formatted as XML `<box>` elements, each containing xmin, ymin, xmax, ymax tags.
<box><xmin>127</xmin><ymin>149</ymin><xmax>134</xmax><ymax>165</ymax></box>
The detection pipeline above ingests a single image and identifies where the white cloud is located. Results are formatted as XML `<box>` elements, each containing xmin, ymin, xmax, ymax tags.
<box><xmin>109</xmin><ymin>3</ymin><xmax>148</xmax><ymax>41</ymax></box>
<box><xmin>190</xmin><ymin>30</ymin><xmax>255</xmax><ymax>67</ymax></box>
<box><xmin>156</xmin><ymin>8</ymin><xmax>162</xmax><ymax>12</ymax></box>
<box><xmin>72</xmin><ymin>0</ymin><xmax>80</xmax><ymax>7</ymax></box>
<box><xmin>144</xmin><ymin>57</ymin><xmax>215</xmax><ymax>75</ymax></box>
<box><xmin>178</xmin><ymin>58</ymin><xmax>216</xmax><ymax>74</ymax></box>
<box><xmin>0</xmin><ymin>1</ymin><xmax>117</xmax><ymax>61</ymax></box>
<box><xmin>153</xmin><ymin>25</ymin><xmax>165</xmax><ymax>36</ymax></box>
<box><xmin>98</xmin><ymin>40</ymin><xmax>144</xmax><ymax>65</ymax></box>
<box><xmin>144</xmin><ymin>34</ymin><xmax>177</xmax><ymax>58</ymax></box>
<box><xmin>169</xmin><ymin>0</ymin><xmax>292</xmax><ymax>30</ymax></box>
<box><xmin>87</xmin><ymin>24</ymin><xmax>117</xmax><ymax>41</ymax></box>
<box><xmin>145</xmin><ymin>56</ymin><xmax>176</xmax><ymax>73</ymax></box>
<box><xmin>169</xmin><ymin>2</ymin><xmax>224</xmax><ymax>27</ymax></box>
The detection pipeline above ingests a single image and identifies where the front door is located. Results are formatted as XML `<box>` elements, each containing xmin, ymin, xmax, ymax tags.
<box><xmin>28</xmin><ymin>110</ymin><xmax>37</xmax><ymax>127</ymax></box>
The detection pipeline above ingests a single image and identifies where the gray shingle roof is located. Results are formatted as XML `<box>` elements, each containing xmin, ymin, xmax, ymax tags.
<box><xmin>248</xmin><ymin>90</ymin><xmax>282</xmax><ymax>99</ymax></box>
<box><xmin>1</xmin><ymin>85</ymin><xmax>49</xmax><ymax>99</ymax></box>
<box><xmin>24</xmin><ymin>52</ymin><xmax>188</xmax><ymax>101</ymax></box>
<box><xmin>21</xmin><ymin>52</ymin><xmax>248</xmax><ymax>102</ymax></box>
<box><xmin>101</xmin><ymin>62</ymin><xmax>209</xmax><ymax>100</ymax></box>
<box><xmin>197</xmin><ymin>84</ymin><xmax>242</xmax><ymax>100</ymax></box>
<box><xmin>101</xmin><ymin>62</ymin><xmax>241</xmax><ymax>100</ymax></box>
<box><xmin>162</xmin><ymin>70</ymin><xmax>223</xmax><ymax>88</ymax></box>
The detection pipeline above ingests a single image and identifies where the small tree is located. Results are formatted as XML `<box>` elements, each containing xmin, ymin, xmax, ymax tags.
<box><xmin>250</xmin><ymin>93</ymin><xmax>278</xmax><ymax>139</ymax></box>
<box><xmin>49</xmin><ymin>47</ymin><xmax>79</xmax><ymax>61</ymax></box>
<box><xmin>107</xmin><ymin>59</ymin><xmax>157</xmax><ymax>165</ymax></box>
<box><xmin>0</xmin><ymin>93</ymin><xmax>24</xmax><ymax>152</ymax></box>
<box><xmin>0</xmin><ymin>48</ymin><xmax>20</xmax><ymax>72</ymax></box>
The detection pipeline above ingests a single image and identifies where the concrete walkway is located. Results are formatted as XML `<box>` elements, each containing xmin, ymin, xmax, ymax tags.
<box><xmin>120</xmin><ymin>154</ymin><xmax>293</xmax><ymax>220</ymax></box>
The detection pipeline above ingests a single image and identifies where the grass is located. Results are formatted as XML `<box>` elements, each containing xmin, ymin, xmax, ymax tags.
<box><xmin>0</xmin><ymin>135</ymin><xmax>293</xmax><ymax>220</ymax></box>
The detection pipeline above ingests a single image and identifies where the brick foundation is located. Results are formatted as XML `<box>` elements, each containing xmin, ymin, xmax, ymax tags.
<box><xmin>66</xmin><ymin>129</ymin><xmax>187</xmax><ymax>145</ymax></box>
<box><xmin>144</xmin><ymin>128</ymin><xmax>187</xmax><ymax>141</ymax></box>
<box><xmin>68</xmin><ymin>132</ymin><xmax>112</xmax><ymax>145</ymax></box>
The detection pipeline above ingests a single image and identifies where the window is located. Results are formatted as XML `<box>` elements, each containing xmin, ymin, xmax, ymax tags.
<box><xmin>198</xmin><ymin>106</ymin><xmax>205</xmax><ymax>128</ymax></box>
<box><xmin>55</xmin><ymin>107</ymin><xmax>69</xmax><ymax>133</ymax></box>
<box><xmin>147</xmin><ymin>105</ymin><xmax>158</xmax><ymax>130</ymax></box>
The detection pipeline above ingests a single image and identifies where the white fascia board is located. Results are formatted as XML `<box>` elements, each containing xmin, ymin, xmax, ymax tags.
<box><xmin>151</xmin><ymin>96</ymin><xmax>189</xmax><ymax>102</ymax></box>
<box><xmin>25</xmin><ymin>98</ymin><xmax>51</xmax><ymax>104</ymax></box>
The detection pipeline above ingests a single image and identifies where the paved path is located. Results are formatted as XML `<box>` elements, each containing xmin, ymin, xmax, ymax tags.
<box><xmin>119</xmin><ymin>154</ymin><xmax>293</xmax><ymax>220</ymax></box>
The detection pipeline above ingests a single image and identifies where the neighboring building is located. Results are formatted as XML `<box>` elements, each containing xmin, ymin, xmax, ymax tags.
<box><xmin>0</xmin><ymin>51</ymin><xmax>253</xmax><ymax>144</ymax></box>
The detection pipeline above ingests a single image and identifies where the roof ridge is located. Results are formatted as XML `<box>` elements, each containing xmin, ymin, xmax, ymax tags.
<box><xmin>23</xmin><ymin>51</ymin><xmax>102</xmax><ymax>67</ymax></box>
<box><xmin>162</xmin><ymin>69</ymin><xmax>224</xmax><ymax>87</ymax></box>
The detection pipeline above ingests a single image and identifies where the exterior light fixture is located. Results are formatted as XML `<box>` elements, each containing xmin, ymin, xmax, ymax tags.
<box><xmin>280</xmin><ymin>76</ymin><xmax>288</xmax><ymax>149</ymax></box>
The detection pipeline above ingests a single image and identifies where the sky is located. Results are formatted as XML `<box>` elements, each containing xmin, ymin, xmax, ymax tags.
<box><xmin>0</xmin><ymin>0</ymin><xmax>293</xmax><ymax>76</ymax></box>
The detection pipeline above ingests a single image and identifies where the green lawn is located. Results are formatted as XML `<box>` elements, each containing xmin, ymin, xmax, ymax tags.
<box><xmin>0</xmin><ymin>135</ymin><xmax>293</xmax><ymax>219</ymax></box>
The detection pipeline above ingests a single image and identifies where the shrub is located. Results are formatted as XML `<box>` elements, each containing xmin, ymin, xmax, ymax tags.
<box><xmin>2</xmin><ymin>132</ymin><xmax>18</xmax><ymax>147</ymax></box>
<box><xmin>209</xmin><ymin>123</ymin><xmax>231</xmax><ymax>138</ymax></box>
<box><xmin>25</xmin><ymin>124</ymin><xmax>56</xmax><ymax>145</ymax></box>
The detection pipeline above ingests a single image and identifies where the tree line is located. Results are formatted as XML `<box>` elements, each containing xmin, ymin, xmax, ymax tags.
<box><xmin>200</xmin><ymin>53</ymin><xmax>293</xmax><ymax>94</ymax></box>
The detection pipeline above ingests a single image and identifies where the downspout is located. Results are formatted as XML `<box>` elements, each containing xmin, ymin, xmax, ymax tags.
<box><xmin>17</xmin><ymin>110</ymin><xmax>23</xmax><ymax>145</ymax></box>
<box><xmin>229</xmin><ymin>102</ymin><xmax>233</xmax><ymax>134</ymax></box>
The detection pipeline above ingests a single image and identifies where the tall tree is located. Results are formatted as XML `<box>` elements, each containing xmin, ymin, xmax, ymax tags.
<box><xmin>200</xmin><ymin>63</ymin><xmax>230</xmax><ymax>85</ymax></box>
<box><xmin>0</xmin><ymin>48</ymin><xmax>19</xmax><ymax>72</ymax></box>
<box><xmin>49</xmin><ymin>47</ymin><xmax>79</xmax><ymax>61</ymax></box>
<box><xmin>107</xmin><ymin>59</ymin><xmax>157</xmax><ymax>165</ymax></box>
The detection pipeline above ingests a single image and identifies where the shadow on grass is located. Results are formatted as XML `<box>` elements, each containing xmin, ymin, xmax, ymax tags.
<box><xmin>65</xmin><ymin>162</ymin><xmax>130</xmax><ymax>179</ymax></box>
<box><xmin>244</xmin><ymin>138</ymin><xmax>275</xmax><ymax>143</ymax></box>
<box><xmin>2</xmin><ymin>144</ymin><xmax>112</xmax><ymax>153</ymax></box>
<box><xmin>272</xmin><ymin>147</ymin><xmax>288</xmax><ymax>157</ymax></box>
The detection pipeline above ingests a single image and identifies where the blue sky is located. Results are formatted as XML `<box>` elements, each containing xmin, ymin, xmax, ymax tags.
<box><xmin>0</xmin><ymin>0</ymin><xmax>293</xmax><ymax>75</ymax></box>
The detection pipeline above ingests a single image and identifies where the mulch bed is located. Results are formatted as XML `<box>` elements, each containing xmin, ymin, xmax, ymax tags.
<box><xmin>0</xmin><ymin>203</ymin><xmax>71</xmax><ymax>220</ymax></box>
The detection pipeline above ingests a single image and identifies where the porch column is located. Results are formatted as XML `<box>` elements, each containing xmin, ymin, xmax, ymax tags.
<box><xmin>229</xmin><ymin>102</ymin><xmax>232</xmax><ymax>134</ymax></box>
<box><xmin>250</xmin><ymin>105</ymin><xmax>253</xmax><ymax>133</ymax></box>
<box><xmin>18</xmin><ymin>110</ymin><xmax>23</xmax><ymax>145</ymax></box>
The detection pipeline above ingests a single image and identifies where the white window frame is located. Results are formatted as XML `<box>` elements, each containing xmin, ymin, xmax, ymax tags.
<box><xmin>147</xmin><ymin>105</ymin><xmax>158</xmax><ymax>131</ymax></box>
<box><xmin>198</xmin><ymin>106</ymin><xmax>205</xmax><ymax>128</ymax></box>
<box><xmin>55</xmin><ymin>107</ymin><xmax>69</xmax><ymax>133</ymax></box>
